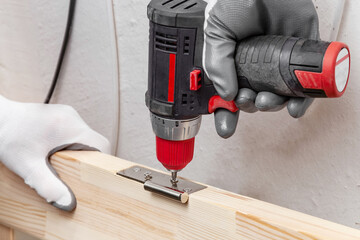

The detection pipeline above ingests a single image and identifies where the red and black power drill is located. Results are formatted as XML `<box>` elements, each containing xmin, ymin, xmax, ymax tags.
<box><xmin>146</xmin><ymin>0</ymin><xmax>350</xmax><ymax>183</ymax></box>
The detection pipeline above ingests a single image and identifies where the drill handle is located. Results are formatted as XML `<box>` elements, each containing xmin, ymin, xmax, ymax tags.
<box><xmin>233</xmin><ymin>35</ymin><xmax>349</xmax><ymax>98</ymax></box>
<box><xmin>207</xmin><ymin>35</ymin><xmax>350</xmax><ymax>114</ymax></box>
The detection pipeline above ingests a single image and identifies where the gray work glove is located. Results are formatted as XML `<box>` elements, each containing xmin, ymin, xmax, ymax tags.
<box><xmin>203</xmin><ymin>0</ymin><xmax>320</xmax><ymax>138</ymax></box>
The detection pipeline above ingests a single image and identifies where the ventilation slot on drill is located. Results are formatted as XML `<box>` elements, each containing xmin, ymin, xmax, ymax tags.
<box><xmin>184</xmin><ymin>3</ymin><xmax>197</xmax><ymax>9</ymax></box>
<box><xmin>182</xmin><ymin>94</ymin><xmax>188</xmax><ymax>105</ymax></box>
<box><xmin>155</xmin><ymin>32</ymin><xmax>177</xmax><ymax>53</ymax></box>
<box><xmin>170</xmin><ymin>0</ymin><xmax>189</xmax><ymax>9</ymax></box>
<box><xmin>184</xmin><ymin>36</ymin><xmax>190</xmax><ymax>55</ymax></box>
<box><xmin>162</xmin><ymin>0</ymin><xmax>174</xmax><ymax>5</ymax></box>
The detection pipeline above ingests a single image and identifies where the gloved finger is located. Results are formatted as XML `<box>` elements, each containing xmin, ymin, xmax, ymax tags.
<box><xmin>204</xmin><ymin>0</ymin><xmax>268</xmax><ymax>101</ymax></box>
<box><xmin>203</xmin><ymin>36</ymin><xmax>238</xmax><ymax>101</ymax></box>
<box><xmin>234</xmin><ymin>88</ymin><xmax>258</xmax><ymax>113</ymax></box>
<box><xmin>214</xmin><ymin>109</ymin><xmax>239</xmax><ymax>139</ymax></box>
<box><xmin>24</xmin><ymin>159</ymin><xmax>76</xmax><ymax>211</ymax></box>
<box><xmin>255</xmin><ymin>92</ymin><xmax>289</xmax><ymax>112</ymax></box>
<box><xmin>287</xmin><ymin>98</ymin><xmax>314</xmax><ymax>118</ymax></box>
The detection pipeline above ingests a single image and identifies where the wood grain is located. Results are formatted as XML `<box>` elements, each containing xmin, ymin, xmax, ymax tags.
<box><xmin>0</xmin><ymin>224</ymin><xmax>14</xmax><ymax>240</ymax></box>
<box><xmin>0</xmin><ymin>151</ymin><xmax>360</xmax><ymax>240</ymax></box>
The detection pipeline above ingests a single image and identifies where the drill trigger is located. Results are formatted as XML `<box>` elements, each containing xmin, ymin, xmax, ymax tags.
<box><xmin>208</xmin><ymin>96</ymin><xmax>239</xmax><ymax>114</ymax></box>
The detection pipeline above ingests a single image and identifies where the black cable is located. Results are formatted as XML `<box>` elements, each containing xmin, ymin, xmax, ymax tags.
<box><xmin>44</xmin><ymin>0</ymin><xmax>76</xmax><ymax>104</ymax></box>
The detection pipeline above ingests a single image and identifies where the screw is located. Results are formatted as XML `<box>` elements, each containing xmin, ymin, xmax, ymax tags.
<box><xmin>171</xmin><ymin>179</ymin><xmax>178</xmax><ymax>186</ymax></box>
<box><xmin>133</xmin><ymin>167</ymin><xmax>141</xmax><ymax>172</ymax></box>
<box><xmin>183</xmin><ymin>188</ymin><xmax>192</xmax><ymax>193</ymax></box>
<box><xmin>144</xmin><ymin>172</ymin><xmax>152</xmax><ymax>180</ymax></box>
<box><xmin>170</xmin><ymin>171</ymin><xmax>178</xmax><ymax>185</ymax></box>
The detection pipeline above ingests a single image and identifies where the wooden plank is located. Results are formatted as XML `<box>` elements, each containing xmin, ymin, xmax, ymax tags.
<box><xmin>0</xmin><ymin>151</ymin><xmax>360</xmax><ymax>240</ymax></box>
<box><xmin>14</xmin><ymin>230</ymin><xmax>41</xmax><ymax>240</ymax></box>
<box><xmin>0</xmin><ymin>224</ymin><xmax>14</xmax><ymax>240</ymax></box>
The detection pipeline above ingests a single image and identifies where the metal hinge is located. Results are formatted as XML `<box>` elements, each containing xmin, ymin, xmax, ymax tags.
<box><xmin>117</xmin><ymin>166</ymin><xmax>206</xmax><ymax>204</ymax></box>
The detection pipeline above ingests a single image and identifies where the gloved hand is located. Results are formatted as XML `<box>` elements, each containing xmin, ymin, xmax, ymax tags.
<box><xmin>0</xmin><ymin>95</ymin><xmax>110</xmax><ymax>211</ymax></box>
<box><xmin>203</xmin><ymin>0</ymin><xmax>320</xmax><ymax>138</ymax></box>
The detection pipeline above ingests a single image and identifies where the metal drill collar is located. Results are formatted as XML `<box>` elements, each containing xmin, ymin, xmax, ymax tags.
<box><xmin>150</xmin><ymin>112</ymin><xmax>202</xmax><ymax>141</ymax></box>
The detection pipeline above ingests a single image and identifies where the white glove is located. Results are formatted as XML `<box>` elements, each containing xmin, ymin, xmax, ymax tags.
<box><xmin>0</xmin><ymin>95</ymin><xmax>110</xmax><ymax>211</ymax></box>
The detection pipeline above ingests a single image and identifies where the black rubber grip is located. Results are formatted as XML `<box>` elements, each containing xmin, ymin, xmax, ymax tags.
<box><xmin>235</xmin><ymin>35</ymin><xmax>330</xmax><ymax>97</ymax></box>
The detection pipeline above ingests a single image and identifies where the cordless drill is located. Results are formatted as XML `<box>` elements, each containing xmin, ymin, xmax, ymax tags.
<box><xmin>146</xmin><ymin>0</ymin><xmax>350</xmax><ymax>182</ymax></box>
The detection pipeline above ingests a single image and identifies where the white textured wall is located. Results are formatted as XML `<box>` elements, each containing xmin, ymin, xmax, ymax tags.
<box><xmin>1</xmin><ymin>0</ymin><xmax>359</xmax><ymax>232</ymax></box>
<box><xmin>0</xmin><ymin>0</ymin><xmax>120</xmax><ymax>153</ymax></box>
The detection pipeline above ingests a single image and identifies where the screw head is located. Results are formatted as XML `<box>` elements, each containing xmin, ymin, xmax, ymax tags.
<box><xmin>171</xmin><ymin>179</ymin><xmax>178</xmax><ymax>185</ymax></box>
<box><xmin>133</xmin><ymin>167</ymin><xmax>141</xmax><ymax>172</ymax></box>
<box><xmin>183</xmin><ymin>188</ymin><xmax>192</xmax><ymax>193</ymax></box>
<box><xmin>144</xmin><ymin>172</ymin><xmax>152</xmax><ymax>180</ymax></box>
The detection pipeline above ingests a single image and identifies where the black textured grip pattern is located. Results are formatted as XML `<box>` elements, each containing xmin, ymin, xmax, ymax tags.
<box><xmin>235</xmin><ymin>35</ymin><xmax>296</xmax><ymax>96</ymax></box>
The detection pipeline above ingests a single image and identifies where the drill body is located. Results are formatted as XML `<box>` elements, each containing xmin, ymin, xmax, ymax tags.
<box><xmin>146</xmin><ymin>0</ymin><xmax>209</xmax><ymax>172</ymax></box>
<box><xmin>146</xmin><ymin>0</ymin><xmax>350</xmax><ymax>173</ymax></box>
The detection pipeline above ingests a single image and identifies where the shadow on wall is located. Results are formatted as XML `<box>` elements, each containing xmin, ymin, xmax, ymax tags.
<box><xmin>222</xmin><ymin>95</ymin><xmax>357</xmax><ymax>197</ymax></box>
<box><xmin>242</xmin><ymin>98</ymin><xmax>355</xmax><ymax>161</ymax></box>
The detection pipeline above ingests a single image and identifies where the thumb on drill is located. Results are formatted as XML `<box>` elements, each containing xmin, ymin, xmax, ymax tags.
<box><xmin>203</xmin><ymin>26</ymin><xmax>238</xmax><ymax>101</ymax></box>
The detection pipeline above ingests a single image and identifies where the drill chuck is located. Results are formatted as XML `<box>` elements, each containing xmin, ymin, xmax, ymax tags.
<box><xmin>150</xmin><ymin>113</ymin><xmax>201</xmax><ymax>141</ymax></box>
<box><xmin>151</xmin><ymin>113</ymin><xmax>201</xmax><ymax>170</ymax></box>
<box><xmin>156</xmin><ymin>137</ymin><xmax>195</xmax><ymax>171</ymax></box>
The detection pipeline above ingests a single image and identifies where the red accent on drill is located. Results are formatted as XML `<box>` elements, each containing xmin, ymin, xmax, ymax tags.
<box><xmin>156</xmin><ymin>136</ymin><xmax>195</xmax><ymax>171</ymax></box>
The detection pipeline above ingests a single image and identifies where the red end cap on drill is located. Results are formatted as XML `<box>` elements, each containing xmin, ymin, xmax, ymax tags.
<box><xmin>295</xmin><ymin>42</ymin><xmax>350</xmax><ymax>98</ymax></box>
<box><xmin>156</xmin><ymin>137</ymin><xmax>195</xmax><ymax>171</ymax></box>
